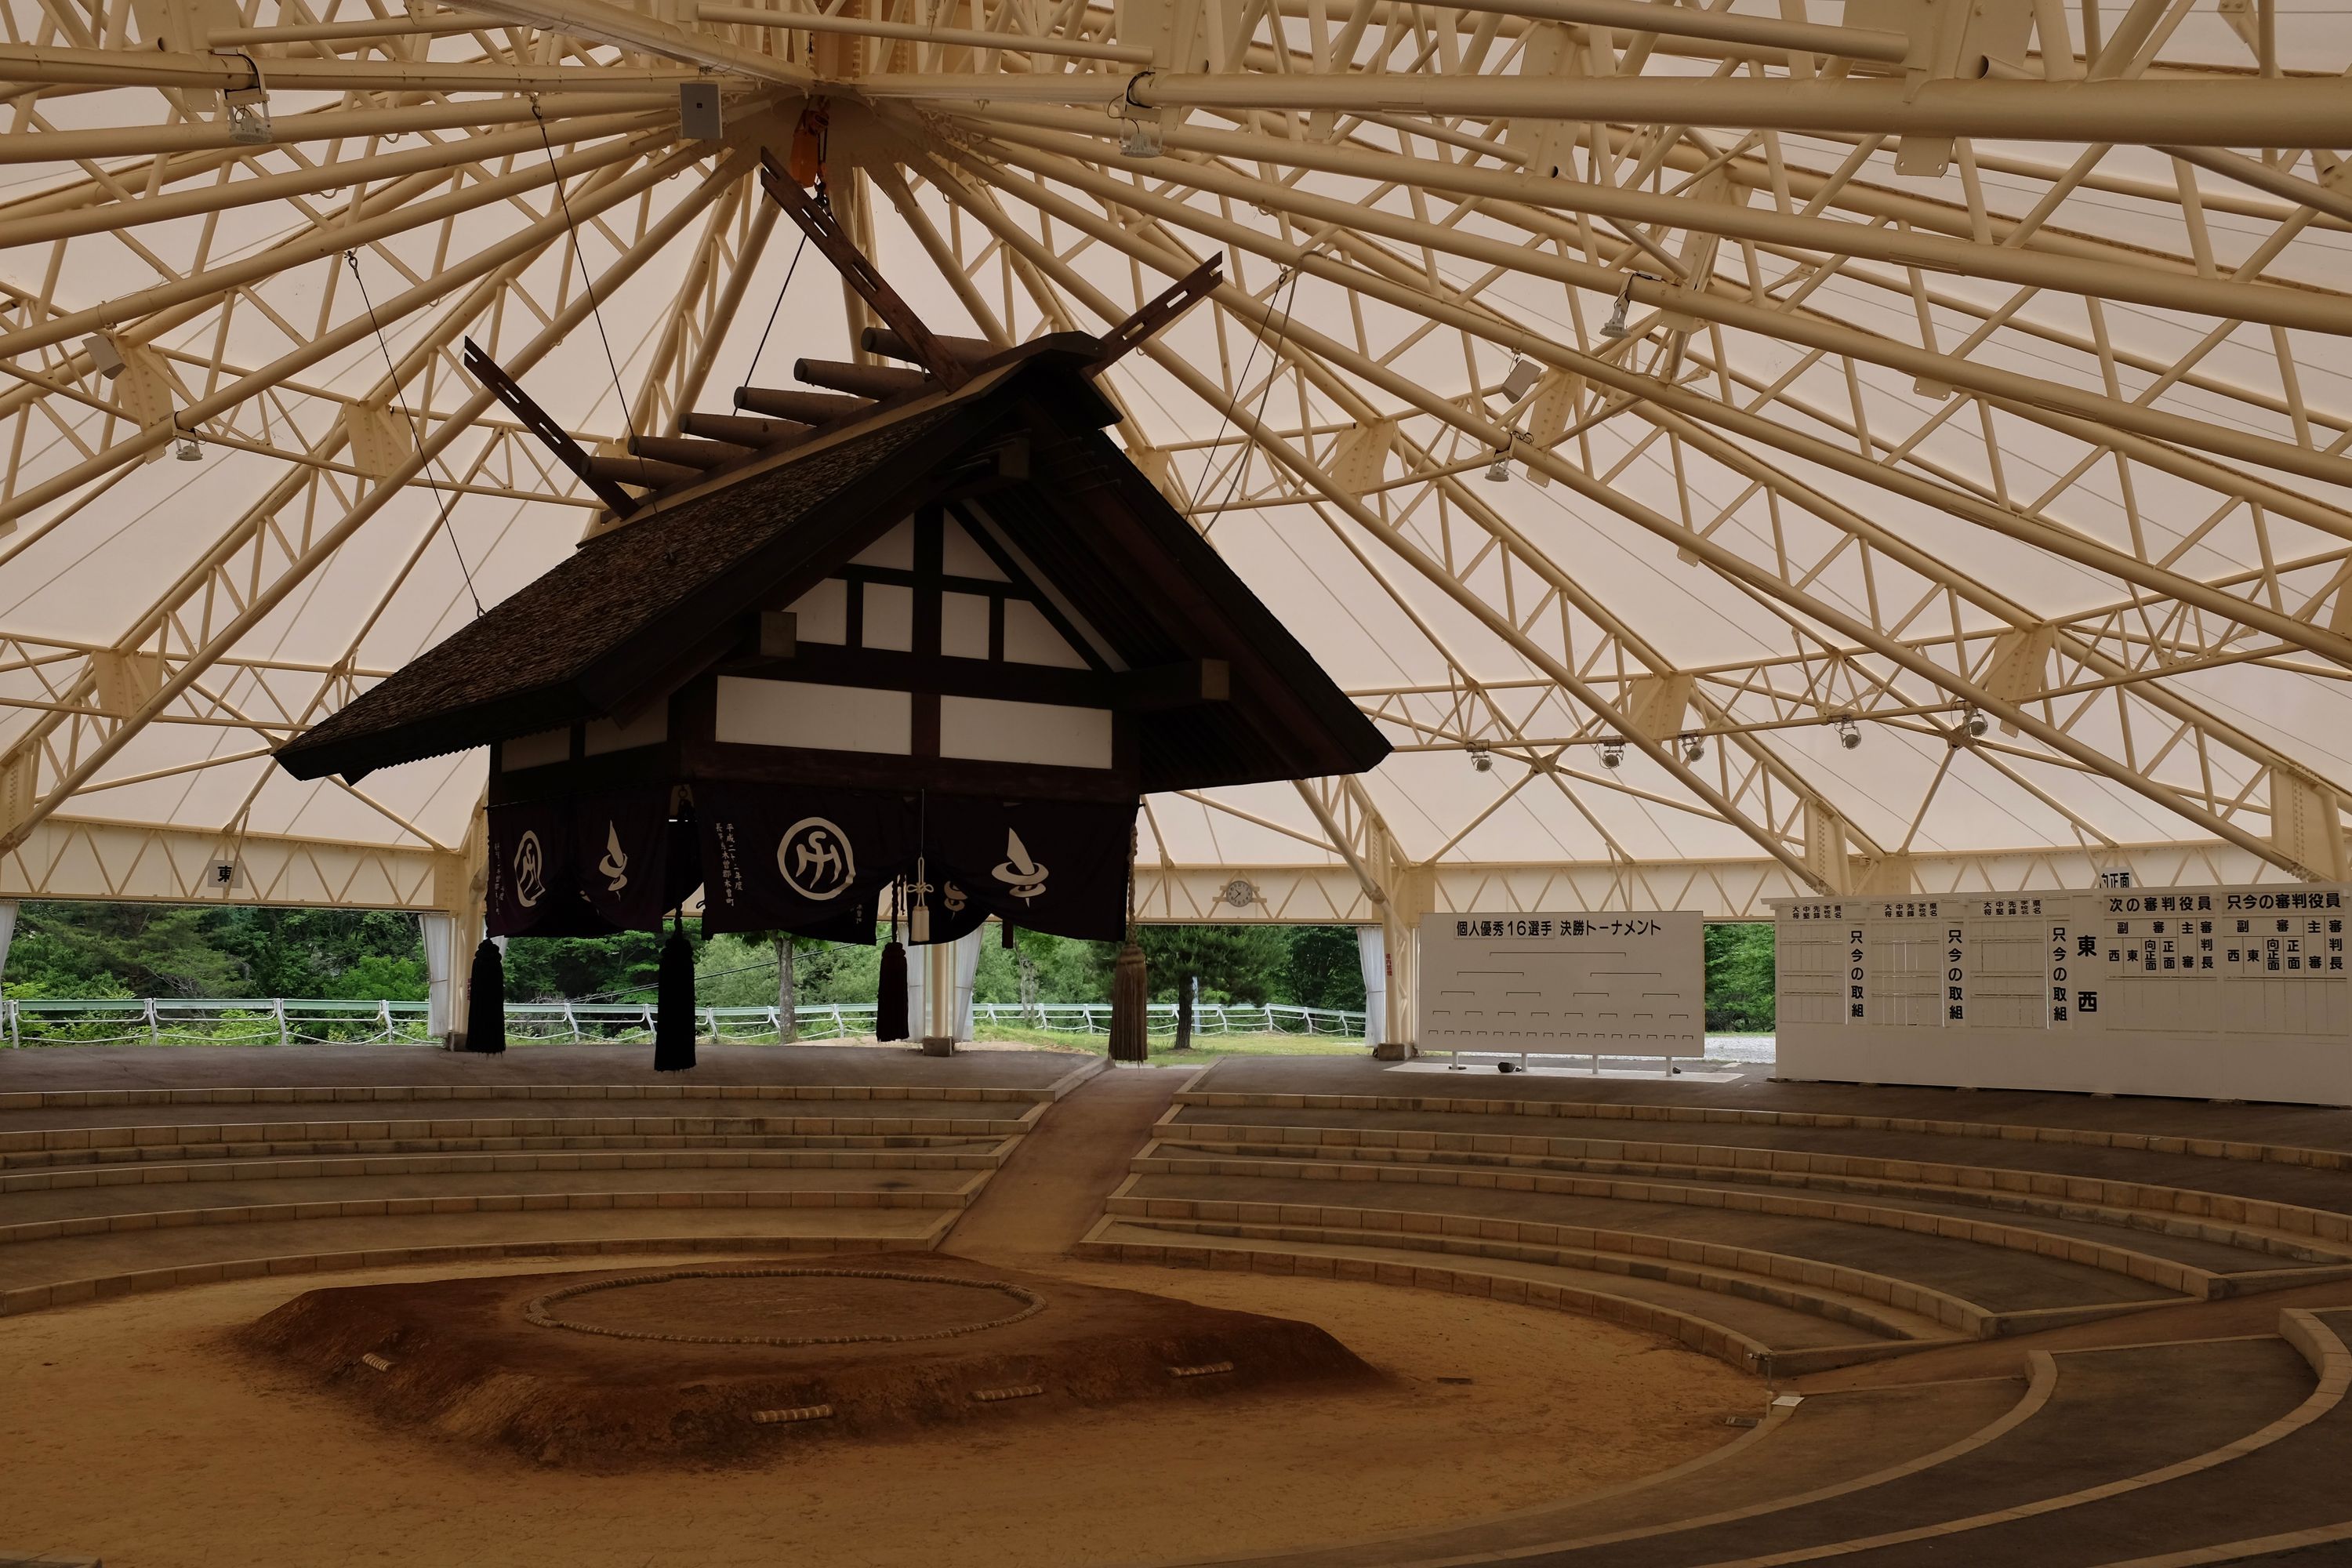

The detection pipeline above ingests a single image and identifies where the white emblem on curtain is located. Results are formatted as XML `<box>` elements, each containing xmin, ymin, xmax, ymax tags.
<box><xmin>598</xmin><ymin>822</ymin><xmax>630</xmax><ymax>894</ymax></box>
<box><xmin>514</xmin><ymin>831</ymin><xmax>546</xmax><ymax>909</ymax></box>
<box><xmin>992</xmin><ymin>829</ymin><xmax>1049</xmax><ymax>902</ymax></box>
<box><xmin>778</xmin><ymin>818</ymin><xmax>855</xmax><ymax>900</ymax></box>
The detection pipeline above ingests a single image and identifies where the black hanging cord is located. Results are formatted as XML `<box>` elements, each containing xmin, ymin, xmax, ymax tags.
<box><xmin>740</xmin><ymin>227</ymin><xmax>811</xmax><ymax>392</ymax></box>
<box><xmin>530</xmin><ymin>97</ymin><xmax>642</xmax><ymax>456</ymax></box>
<box><xmin>1201</xmin><ymin>263</ymin><xmax>1301</xmax><ymax>539</ymax></box>
<box><xmin>343</xmin><ymin>250</ymin><xmax>484</xmax><ymax>617</ymax></box>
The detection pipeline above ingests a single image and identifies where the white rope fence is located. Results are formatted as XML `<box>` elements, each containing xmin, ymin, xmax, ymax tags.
<box><xmin>0</xmin><ymin>997</ymin><xmax>1367</xmax><ymax>1048</ymax></box>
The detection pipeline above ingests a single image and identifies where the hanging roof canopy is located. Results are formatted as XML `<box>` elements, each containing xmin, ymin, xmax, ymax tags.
<box><xmin>274</xmin><ymin>336</ymin><xmax>1390</xmax><ymax>797</ymax></box>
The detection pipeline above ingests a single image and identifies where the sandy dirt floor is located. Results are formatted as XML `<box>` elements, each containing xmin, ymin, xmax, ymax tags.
<box><xmin>0</xmin><ymin>1257</ymin><xmax>1756</xmax><ymax>1568</ymax></box>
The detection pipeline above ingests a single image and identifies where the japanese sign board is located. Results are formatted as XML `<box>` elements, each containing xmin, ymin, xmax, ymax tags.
<box><xmin>1769</xmin><ymin>884</ymin><xmax>2352</xmax><ymax>1104</ymax></box>
<box><xmin>1417</xmin><ymin>911</ymin><xmax>1704</xmax><ymax>1057</ymax></box>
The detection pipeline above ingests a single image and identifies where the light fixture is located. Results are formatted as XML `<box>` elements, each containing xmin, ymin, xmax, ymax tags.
<box><xmin>1682</xmin><ymin>735</ymin><xmax>1704</xmax><ymax>764</ymax></box>
<box><xmin>1119</xmin><ymin>115</ymin><xmax>1163</xmax><ymax>158</ymax></box>
<box><xmin>1499</xmin><ymin>358</ymin><xmax>1542</xmax><ymax>402</ymax></box>
<box><xmin>223</xmin><ymin>88</ymin><xmax>272</xmax><ymax>145</ymax></box>
<box><xmin>1600</xmin><ymin>741</ymin><xmax>1624</xmax><ymax>769</ymax></box>
<box><xmin>1468</xmin><ymin>742</ymin><xmax>1494</xmax><ymax>773</ymax></box>
<box><xmin>174</xmin><ymin>433</ymin><xmax>202</xmax><ymax>462</ymax></box>
<box><xmin>1965</xmin><ymin>707</ymin><xmax>1989</xmax><ymax>739</ymax></box>
<box><xmin>217</xmin><ymin>53</ymin><xmax>271</xmax><ymax>146</ymax></box>
<box><xmin>1836</xmin><ymin>717</ymin><xmax>1862</xmax><ymax>750</ymax></box>
<box><xmin>1600</xmin><ymin>273</ymin><xmax>1651</xmax><ymax>341</ymax></box>
<box><xmin>82</xmin><ymin>333</ymin><xmax>126</xmax><ymax>379</ymax></box>
<box><xmin>1484</xmin><ymin>450</ymin><xmax>1512</xmax><ymax>482</ymax></box>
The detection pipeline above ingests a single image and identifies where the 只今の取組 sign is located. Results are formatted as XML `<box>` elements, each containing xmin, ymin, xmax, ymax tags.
<box><xmin>1417</xmin><ymin>911</ymin><xmax>1704</xmax><ymax>1057</ymax></box>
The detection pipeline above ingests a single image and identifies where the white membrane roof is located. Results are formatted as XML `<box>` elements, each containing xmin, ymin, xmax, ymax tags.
<box><xmin>2</xmin><ymin>0</ymin><xmax>2350</xmax><ymax>913</ymax></box>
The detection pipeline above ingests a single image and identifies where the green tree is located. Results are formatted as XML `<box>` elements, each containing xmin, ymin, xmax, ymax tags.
<box><xmin>502</xmin><ymin>931</ymin><xmax>671</xmax><ymax>1003</ymax></box>
<box><xmin>1283</xmin><ymin>925</ymin><xmax>1367</xmax><ymax>1011</ymax></box>
<box><xmin>1139</xmin><ymin>924</ymin><xmax>1290</xmax><ymax>1049</ymax></box>
<box><xmin>6</xmin><ymin>903</ymin><xmax>245</xmax><ymax>996</ymax></box>
<box><xmin>1705</xmin><ymin>922</ymin><xmax>1776</xmax><ymax>1032</ymax></box>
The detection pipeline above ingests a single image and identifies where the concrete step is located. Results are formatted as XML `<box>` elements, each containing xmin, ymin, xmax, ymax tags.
<box><xmin>1524</xmin><ymin>1334</ymin><xmax>2321</xmax><ymax>1566</ymax></box>
<box><xmin>1149</xmin><ymin>1129</ymin><xmax>2352</xmax><ymax>1266</ymax></box>
<box><xmin>1</xmin><ymin>1128</ymin><xmax>1003</xmax><ymax>1173</ymax></box>
<box><xmin>0</xmin><ymin>1109</ymin><xmax>1036</xmax><ymax>1157</ymax></box>
<box><xmin>0</xmin><ymin>1043</ymin><xmax>1101</xmax><ymax>1101</ymax></box>
<box><xmin>0</xmin><ymin>1139</ymin><xmax>1014</xmax><ymax>1193</ymax></box>
<box><xmin>1164</xmin><ymin>1094</ymin><xmax>2352</xmax><ymax>1228</ymax></box>
<box><xmin>1818</xmin><ymin>1308</ymin><xmax>2352</xmax><ymax>1568</ymax></box>
<box><xmin>0</xmin><ymin>1204</ymin><xmax>949</xmax><ymax>1316</ymax></box>
<box><xmin>1078</xmin><ymin>1217</ymin><xmax>1933</xmax><ymax>1375</ymax></box>
<box><xmin>1115</xmin><ymin>1210</ymin><xmax>1956</xmax><ymax>1341</ymax></box>
<box><xmin>0</xmin><ymin>1163</ymin><xmax>985</xmax><ymax>1248</ymax></box>
<box><xmin>0</xmin><ymin>1080</ymin><xmax>1067</xmax><ymax>1114</ymax></box>
<box><xmin>1118</xmin><ymin>1167</ymin><xmax>2191</xmax><ymax>1317</ymax></box>
<box><xmin>1205</xmin><ymin>1374</ymin><xmax>2036</xmax><ymax>1568</ymax></box>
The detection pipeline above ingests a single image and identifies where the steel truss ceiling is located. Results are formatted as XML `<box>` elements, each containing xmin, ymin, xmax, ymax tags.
<box><xmin>1</xmin><ymin>0</ymin><xmax>2349</xmax><ymax>920</ymax></box>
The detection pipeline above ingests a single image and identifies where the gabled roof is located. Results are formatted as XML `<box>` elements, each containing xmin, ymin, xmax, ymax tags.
<box><xmin>275</xmin><ymin>342</ymin><xmax>1388</xmax><ymax>794</ymax></box>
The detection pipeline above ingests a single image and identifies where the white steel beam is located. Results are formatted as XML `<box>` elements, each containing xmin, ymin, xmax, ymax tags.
<box><xmin>2</xmin><ymin>817</ymin><xmax>444</xmax><ymax>909</ymax></box>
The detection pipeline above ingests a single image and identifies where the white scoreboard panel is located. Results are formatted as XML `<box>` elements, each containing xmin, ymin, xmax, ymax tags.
<box><xmin>1772</xmin><ymin>885</ymin><xmax>2352</xmax><ymax>1104</ymax></box>
<box><xmin>1418</xmin><ymin>911</ymin><xmax>1704</xmax><ymax>1057</ymax></box>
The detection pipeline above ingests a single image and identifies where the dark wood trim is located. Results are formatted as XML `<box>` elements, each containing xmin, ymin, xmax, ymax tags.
<box><xmin>949</xmin><ymin>498</ymin><xmax>1115</xmax><ymax>674</ymax></box>
<box><xmin>715</xmin><ymin>647</ymin><xmax>1231</xmax><ymax>713</ymax></box>
<box><xmin>681</xmin><ymin>739</ymin><xmax>1137</xmax><ymax>802</ymax></box>
<box><xmin>837</xmin><ymin>564</ymin><xmax>1022</xmax><ymax>599</ymax></box>
<box><xmin>913</xmin><ymin>504</ymin><xmax>942</xmax><ymax>758</ymax></box>
<box><xmin>486</xmin><ymin>740</ymin><xmax>683</xmax><ymax>807</ymax></box>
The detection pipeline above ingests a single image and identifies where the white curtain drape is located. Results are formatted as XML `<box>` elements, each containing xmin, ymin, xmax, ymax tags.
<box><xmin>1357</xmin><ymin>924</ymin><xmax>1387</xmax><ymax>1047</ymax></box>
<box><xmin>953</xmin><ymin>927</ymin><xmax>983</xmax><ymax>1037</ymax></box>
<box><xmin>908</xmin><ymin>927</ymin><xmax>987</xmax><ymax>1040</ymax></box>
<box><xmin>421</xmin><ymin>913</ymin><xmax>456</xmax><ymax>1039</ymax></box>
<box><xmin>0</xmin><ymin>901</ymin><xmax>16</xmax><ymax>987</ymax></box>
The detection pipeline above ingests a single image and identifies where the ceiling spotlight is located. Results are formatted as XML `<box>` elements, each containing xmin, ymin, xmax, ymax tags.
<box><xmin>1484</xmin><ymin>450</ymin><xmax>1512</xmax><ymax>482</ymax></box>
<box><xmin>1468</xmin><ymin>742</ymin><xmax>1494</xmax><ymax>773</ymax></box>
<box><xmin>1836</xmin><ymin>717</ymin><xmax>1862</xmax><ymax>751</ymax></box>
<box><xmin>1600</xmin><ymin>741</ymin><xmax>1624</xmax><ymax>769</ymax></box>
<box><xmin>1600</xmin><ymin>274</ymin><xmax>1650</xmax><ymax>341</ymax></box>
<box><xmin>174</xmin><ymin>434</ymin><xmax>202</xmax><ymax>462</ymax></box>
<box><xmin>1965</xmin><ymin>707</ymin><xmax>1989</xmax><ymax>739</ymax></box>
<box><xmin>1681</xmin><ymin>735</ymin><xmax>1705</xmax><ymax>764</ymax></box>
<box><xmin>1119</xmin><ymin>116</ymin><xmax>1163</xmax><ymax>158</ymax></box>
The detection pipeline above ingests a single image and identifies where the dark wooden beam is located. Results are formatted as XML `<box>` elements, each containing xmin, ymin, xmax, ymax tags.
<box><xmin>1116</xmin><ymin>657</ymin><xmax>1230</xmax><ymax>711</ymax></box>
<box><xmin>682</xmin><ymin>411</ymin><xmax>809</xmax><ymax>448</ymax></box>
<box><xmin>1086</xmin><ymin>257</ymin><xmax>1223</xmax><ymax>376</ymax></box>
<box><xmin>757</xmin><ymin>151</ymin><xmax>969</xmax><ymax>390</ymax></box>
<box><xmin>735</xmin><ymin>385</ymin><xmax>873</xmax><ymax>424</ymax></box>
<box><xmin>684</xmin><ymin>738</ymin><xmax>1138</xmax><ymax>804</ymax></box>
<box><xmin>463</xmin><ymin>337</ymin><xmax>638</xmax><ymax>517</ymax></box>
<box><xmin>585</xmin><ymin>452</ymin><xmax>699</xmax><ymax>489</ymax></box>
<box><xmin>724</xmin><ymin>644</ymin><xmax>1231</xmax><ymax>713</ymax></box>
<box><xmin>861</xmin><ymin>325</ymin><xmax>992</xmax><ymax>365</ymax></box>
<box><xmin>793</xmin><ymin>358</ymin><xmax>930</xmax><ymax>398</ymax></box>
<box><xmin>628</xmin><ymin>434</ymin><xmax>749</xmax><ymax>469</ymax></box>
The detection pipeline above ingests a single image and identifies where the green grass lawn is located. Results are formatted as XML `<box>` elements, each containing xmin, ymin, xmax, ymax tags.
<box><xmin>970</xmin><ymin>1022</ymin><xmax>1368</xmax><ymax>1064</ymax></box>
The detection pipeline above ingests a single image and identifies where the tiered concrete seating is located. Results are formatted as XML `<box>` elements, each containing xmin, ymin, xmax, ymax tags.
<box><xmin>1058</xmin><ymin>1060</ymin><xmax>2352</xmax><ymax>1566</ymax></box>
<box><xmin>0</xmin><ymin>1055</ymin><xmax>1098</xmax><ymax>1316</ymax></box>
<box><xmin>1083</xmin><ymin>1065</ymin><xmax>2352</xmax><ymax>1379</ymax></box>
